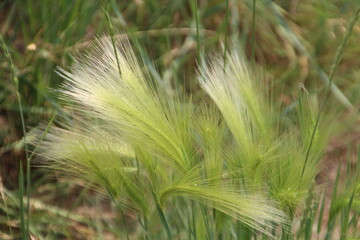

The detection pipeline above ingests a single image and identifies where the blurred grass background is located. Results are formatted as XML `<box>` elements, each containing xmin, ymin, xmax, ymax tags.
<box><xmin>0</xmin><ymin>0</ymin><xmax>359</xmax><ymax>239</ymax></box>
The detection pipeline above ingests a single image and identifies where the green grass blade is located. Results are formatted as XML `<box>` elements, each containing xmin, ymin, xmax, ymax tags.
<box><xmin>300</xmin><ymin>5</ymin><xmax>360</xmax><ymax>185</ymax></box>
<box><xmin>144</xmin><ymin>215</ymin><xmax>149</xmax><ymax>240</ymax></box>
<box><xmin>194</xmin><ymin>0</ymin><xmax>200</xmax><ymax>60</ymax></box>
<box><xmin>152</xmin><ymin>190</ymin><xmax>173</xmax><ymax>240</ymax></box>
<box><xmin>237</xmin><ymin>222</ymin><xmax>252</xmax><ymax>240</ymax></box>
<box><xmin>325</xmin><ymin>164</ymin><xmax>341</xmax><ymax>240</ymax></box>
<box><xmin>28</xmin><ymin>112</ymin><xmax>57</xmax><ymax>161</ymax></box>
<box><xmin>328</xmin><ymin>6</ymin><xmax>360</xmax><ymax>83</ymax></box>
<box><xmin>317</xmin><ymin>190</ymin><xmax>326</xmax><ymax>233</ymax></box>
<box><xmin>137</xmin><ymin>216</ymin><xmax>150</xmax><ymax>240</ymax></box>
<box><xmin>340</xmin><ymin>189</ymin><xmax>355</xmax><ymax>240</ymax></box>
<box><xmin>346</xmin><ymin>145</ymin><xmax>352</xmax><ymax>188</ymax></box>
<box><xmin>103</xmin><ymin>0</ymin><xmax>122</xmax><ymax>77</ymax></box>
<box><xmin>200</xmin><ymin>203</ymin><xmax>214</xmax><ymax>240</ymax></box>
<box><xmin>349</xmin><ymin>215</ymin><xmax>359</xmax><ymax>236</ymax></box>
<box><xmin>305</xmin><ymin>198</ymin><xmax>319</xmax><ymax>240</ymax></box>
<box><xmin>156</xmin><ymin>202</ymin><xmax>173</xmax><ymax>240</ymax></box>
<box><xmin>223</xmin><ymin>0</ymin><xmax>229</xmax><ymax>69</ymax></box>
<box><xmin>119</xmin><ymin>207</ymin><xmax>130</xmax><ymax>240</ymax></box>
<box><xmin>251</xmin><ymin>0</ymin><xmax>256</xmax><ymax>64</ymax></box>
<box><xmin>191</xmin><ymin>200</ymin><xmax>197</xmax><ymax>240</ymax></box>
<box><xmin>19</xmin><ymin>162</ymin><xmax>27</xmax><ymax>240</ymax></box>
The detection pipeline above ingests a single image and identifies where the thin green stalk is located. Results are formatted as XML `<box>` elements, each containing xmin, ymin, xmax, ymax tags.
<box><xmin>186</xmin><ymin>200</ymin><xmax>192</xmax><ymax>239</ymax></box>
<box><xmin>156</xmin><ymin>203</ymin><xmax>173</xmax><ymax>240</ymax></box>
<box><xmin>281</xmin><ymin>225</ymin><xmax>290</xmax><ymax>240</ymax></box>
<box><xmin>223</xmin><ymin>0</ymin><xmax>229</xmax><ymax>70</ymax></box>
<box><xmin>297</xmin><ymin>183</ymin><xmax>316</xmax><ymax>238</ymax></box>
<box><xmin>144</xmin><ymin>215</ymin><xmax>149</xmax><ymax>240</ymax></box>
<box><xmin>28</xmin><ymin>112</ymin><xmax>57</xmax><ymax>162</ymax></box>
<box><xmin>19</xmin><ymin>162</ymin><xmax>27</xmax><ymax>240</ymax></box>
<box><xmin>194</xmin><ymin>0</ymin><xmax>200</xmax><ymax>59</ymax></box>
<box><xmin>191</xmin><ymin>200</ymin><xmax>197</xmax><ymax>240</ymax></box>
<box><xmin>349</xmin><ymin>215</ymin><xmax>358</xmax><ymax>235</ymax></box>
<box><xmin>325</xmin><ymin>165</ymin><xmax>341</xmax><ymax>240</ymax></box>
<box><xmin>299</xmin><ymin>6</ymin><xmax>360</xmax><ymax>185</ymax></box>
<box><xmin>305</xmin><ymin>199</ymin><xmax>319</xmax><ymax>240</ymax></box>
<box><xmin>317</xmin><ymin>190</ymin><xmax>326</xmax><ymax>233</ymax></box>
<box><xmin>137</xmin><ymin>215</ymin><xmax>149</xmax><ymax>240</ymax></box>
<box><xmin>22</xmin><ymin>86</ymin><xmax>30</xmax><ymax>239</ymax></box>
<box><xmin>200</xmin><ymin>204</ymin><xmax>214</xmax><ymax>240</ymax></box>
<box><xmin>237</xmin><ymin>222</ymin><xmax>252</xmax><ymax>240</ymax></box>
<box><xmin>213</xmin><ymin>208</ymin><xmax>218</xmax><ymax>239</ymax></box>
<box><xmin>152</xmin><ymin>191</ymin><xmax>173</xmax><ymax>240</ymax></box>
<box><xmin>104</xmin><ymin>179</ymin><xmax>130</xmax><ymax>240</ymax></box>
<box><xmin>0</xmin><ymin>34</ymin><xmax>29</xmax><ymax>239</ymax></box>
<box><xmin>174</xmin><ymin>200</ymin><xmax>190</xmax><ymax>236</ymax></box>
<box><xmin>103</xmin><ymin>0</ymin><xmax>122</xmax><ymax>77</ymax></box>
<box><xmin>236</xmin><ymin>220</ymin><xmax>240</xmax><ymax>240</ymax></box>
<box><xmin>119</xmin><ymin>207</ymin><xmax>130</xmax><ymax>240</ymax></box>
<box><xmin>328</xmin><ymin>6</ymin><xmax>360</xmax><ymax>83</ymax></box>
<box><xmin>251</xmin><ymin>0</ymin><xmax>256</xmax><ymax>64</ymax></box>
<box><xmin>340</xmin><ymin>189</ymin><xmax>355</xmax><ymax>240</ymax></box>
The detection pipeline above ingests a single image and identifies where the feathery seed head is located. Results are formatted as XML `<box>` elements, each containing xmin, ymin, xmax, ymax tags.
<box><xmin>36</xmin><ymin>35</ymin><xmax>332</xmax><ymax>236</ymax></box>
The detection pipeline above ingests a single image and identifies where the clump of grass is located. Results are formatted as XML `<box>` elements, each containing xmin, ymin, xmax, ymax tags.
<box><xmin>2</xmin><ymin>1</ymin><xmax>360</xmax><ymax>239</ymax></box>
<box><xmin>199</xmin><ymin>47</ymin><xmax>331</xmax><ymax>218</ymax></box>
<box><xmin>33</xmin><ymin>34</ymin><xmax>336</xmax><ymax>239</ymax></box>
<box><xmin>42</xmin><ymin>36</ymin><xmax>287</xmax><ymax>234</ymax></box>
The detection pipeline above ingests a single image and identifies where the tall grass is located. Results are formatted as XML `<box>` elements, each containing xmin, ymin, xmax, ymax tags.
<box><xmin>42</xmin><ymin>36</ymin><xmax>290</xmax><ymax>234</ymax></box>
<box><xmin>29</xmin><ymin>2</ymin><xmax>360</xmax><ymax>238</ymax></box>
<box><xmin>31</xmin><ymin>32</ymin><xmax>341</xmax><ymax>238</ymax></box>
<box><xmin>1</xmin><ymin>0</ymin><xmax>360</xmax><ymax>239</ymax></box>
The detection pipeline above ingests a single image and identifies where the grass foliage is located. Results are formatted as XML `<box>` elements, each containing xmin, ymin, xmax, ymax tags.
<box><xmin>34</xmin><ymin>35</ymin><xmax>335</xmax><ymax>238</ymax></box>
<box><xmin>1</xmin><ymin>0</ymin><xmax>360</xmax><ymax>239</ymax></box>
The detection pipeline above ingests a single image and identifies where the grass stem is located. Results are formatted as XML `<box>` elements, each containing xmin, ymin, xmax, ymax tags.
<box><xmin>191</xmin><ymin>200</ymin><xmax>197</xmax><ymax>240</ymax></box>
<box><xmin>299</xmin><ymin>6</ymin><xmax>360</xmax><ymax>185</ymax></box>
<box><xmin>103</xmin><ymin>0</ymin><xmax>122</xmax><ymax>77</ymax></box>
<box><xmin>200</xmin><ymin>203</ymin><xmax>214</xmax><ymax>240</ymax></box>
<box><xmin>144</xmin><ymin>215</ymin><xmax>149</xmax><ymax>240</ymax></box>
<box><xmin>251</xmin><ymin>0</ymin><xmax>256</xmax><ymax>64</ymax></box>
<box><xmin>156</xmin><ymin>202</ymin><xmax>173</xmax><ymax>239</ymax></box>
<box><xmin>152</xmin><ymin>191</ymin><xmax>173</xmax><ymax>240</ymax></box>
<box><xmin>119</xmin><ymin>207</ymin><xmax>130</xmax><ymax>240</ymax></box>
<box><xmin>223</xmin><ymin>0</ymin><xmax>229</xmax><ymax>70</ymax></box>
<box><xmin>194</xmin><ymin>0</ymin><xmax>200</xmax><ymax>60</ymax></box>
<box><xmin>0</xmin><ymin>34</ymin><xmax>30</xmax><ymax>239</ymax></box>
<box><xmin>19</xmin><ymin>162</ymin><xmax>27</xmax><ymax>240</ymax></box>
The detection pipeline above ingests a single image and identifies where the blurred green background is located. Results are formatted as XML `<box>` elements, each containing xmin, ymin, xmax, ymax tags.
<box><xmin>0</xmin><ymin>0</ymin><xmax>359</xmax><ymax>239</ymax></box>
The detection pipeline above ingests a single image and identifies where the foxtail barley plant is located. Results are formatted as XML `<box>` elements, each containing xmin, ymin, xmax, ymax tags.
<box><xmin>37</xmin><ymin>35</ymin><xmax>332</xmax><ymax>239</ymax></box>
